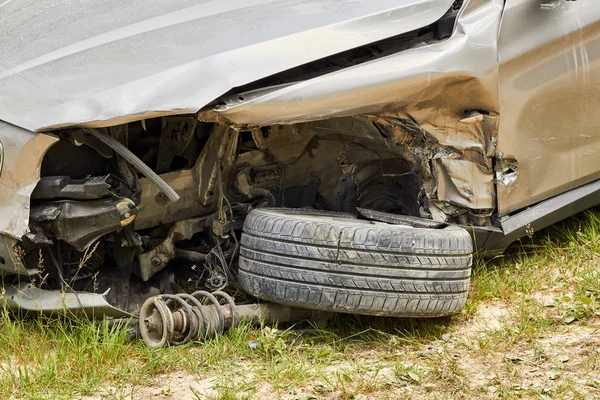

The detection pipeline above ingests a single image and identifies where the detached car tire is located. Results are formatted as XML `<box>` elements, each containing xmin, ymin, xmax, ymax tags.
<box><xmin>239</xmin><ymin>209</ymin><xmax>473</xmax><ymax>317</ymax></box>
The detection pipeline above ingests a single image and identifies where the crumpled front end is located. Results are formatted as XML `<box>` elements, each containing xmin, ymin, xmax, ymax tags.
<box><xmin>203</xmin><ymin>0</ymin><xmax>504</xmax><ymax>225</ymax></box>
<box><xmin>0</xmin><ymin>0</ymin><xmax>505</xmax><ymax>318</ymax></box>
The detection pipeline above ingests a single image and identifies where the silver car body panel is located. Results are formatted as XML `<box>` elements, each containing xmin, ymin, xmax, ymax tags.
<box><xmin>0</xmin><ymin>0</ymin><xmax>453</xmax><ymax>132</ymax></box>
<box><xmin>496</xmin><ymin>0</ymin><xmax>600</xmax><ymax>214</ymax></box>
<box><xmin>2</xmin><ymin>283</ymin><xmax>131</xmax><ymax>318</ymax></box>
<box><xmin>0</xmin><ymin>121</ymin><xmax>58</xmax><ymax>239</ymax></box>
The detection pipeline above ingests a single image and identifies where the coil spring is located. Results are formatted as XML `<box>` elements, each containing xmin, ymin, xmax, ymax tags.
<box><xmin>139</xmin><ymin>290</ymin><xmax>236</xmax><ymax>348</ymax></box>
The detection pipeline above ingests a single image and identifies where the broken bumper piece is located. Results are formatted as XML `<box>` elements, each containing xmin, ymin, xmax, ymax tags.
<box><xmin>2</xmin><ymin>283</ymin><xmax>131</xmax><ymax>319</ymax></box>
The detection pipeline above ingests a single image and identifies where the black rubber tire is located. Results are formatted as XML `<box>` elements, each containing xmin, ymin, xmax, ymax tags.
<box><xmin>238</xmin><ymin>208</ymin><xmax>473</xmax><ymax>317</ymax></box>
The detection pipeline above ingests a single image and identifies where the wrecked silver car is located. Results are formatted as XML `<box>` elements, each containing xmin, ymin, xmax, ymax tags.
<box><xmin>1</xmin><ymin>0</ymin><xmax>599</xmax><ymax>347</ymax></box>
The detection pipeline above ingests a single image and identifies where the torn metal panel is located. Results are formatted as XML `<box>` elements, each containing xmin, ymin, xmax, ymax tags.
<box><xmin>211</xmin><ymin>0</ymin><xmax>503</xmax><ymax>125</ymax></box>
<box><xmin>0</xmin><ymin>121</ymin><xmax>58</xmax><ymax>239</ymax></box>
<box><xmin>370</xmin><ymin>104</ymin><xmax>499</xmax><ymax>214</ymax></box>
<box><xmin>497</xmin><ymin>0</ymin><xmax>600</xmax><ymax>215</ymax></box>
<box><xmin>495</xmin><ymin>155</ymin><xmax>519</xmax><ymax>189</ymax></box>
<box><xmin>364</xmin><ymin>111</ymin><xmax>498</xmax><ymax>218</ymax></box>
<box><xmin>434</xmin><ymin>159</ymin><xmax>495</xmax><ymax>210</ymax></box>
<box><xmin>0</xmin><ymin>0</ymin><xmax>454</xmax><ymax>132</ymax></box>
<box><xmin>203</xmin><ymin>1</ymin><xmax>503</xmax><ymax>217</ymax></box>
<box><xmin>2</xmin><ymin>283</ymin><xmax>131</xmax><ymax>318</ymax></box>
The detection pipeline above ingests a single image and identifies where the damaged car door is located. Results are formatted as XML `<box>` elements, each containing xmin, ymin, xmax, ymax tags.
<box><xmin>497</xmin><ymin>0</ymin><xmax>600</xmax><ymax>215</ymax></box>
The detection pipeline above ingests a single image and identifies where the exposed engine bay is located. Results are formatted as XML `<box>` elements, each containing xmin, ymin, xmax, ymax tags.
<box><xmin>0</xmin><ymin>1</ymin><xmax>502</xmax><ymax>333</ymax></box>
<box><xmin>10</xmin><ymin>109</ymin><xmax>489</xmax><ymax>313</ymax></box>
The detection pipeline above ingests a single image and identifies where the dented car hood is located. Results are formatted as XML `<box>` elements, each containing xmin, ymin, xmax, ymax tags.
<box><xmin>0</xmin><ymin>0</ymin><xmax>454</xmax><ymax>132</ymax></box>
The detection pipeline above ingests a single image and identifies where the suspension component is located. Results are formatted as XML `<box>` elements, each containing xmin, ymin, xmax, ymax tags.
<box><xmin>139</xmin><ymin>291</ymin><xmax>325</xmax><ymax>348</ymax></box>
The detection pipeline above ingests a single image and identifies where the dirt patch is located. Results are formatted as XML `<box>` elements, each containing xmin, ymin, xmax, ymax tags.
<box><xmin>85</xmin><ymin>371</ymin><xmax>314</xmax><ymax>400</ymax></box>
<box><xmin>456</xmin><ymin>301</ymin><xmax>510</xmax><ymax>338</ymax></box>
<box><xmin>434</xmin><ymin>300</ymin><xmax>600</xmax><ymax>398</ymax></box>
<box><xmin>82</xmin><ymin>374</ymin><xmax>216</xmax><ymax>400</ymax></box>
<box><xmin>82</xmin><ymin>302</ymin><xmax>600</xmax><ymax>400</ymax></box>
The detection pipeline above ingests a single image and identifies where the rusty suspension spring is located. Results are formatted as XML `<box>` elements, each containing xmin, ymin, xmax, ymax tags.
<box><xmin>139</xmin><ymin>290</ymin><xmax>237</xmax><ymax>348</ymax></box>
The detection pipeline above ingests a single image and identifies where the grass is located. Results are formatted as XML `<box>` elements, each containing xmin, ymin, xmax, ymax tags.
<box><xmin>2</xmin><ymin>211</ymin><xmax>600</xmax><ymax>399</ymax></box>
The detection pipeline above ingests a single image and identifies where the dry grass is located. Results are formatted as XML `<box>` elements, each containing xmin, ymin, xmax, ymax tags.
<box><xmin>2</xmin><ymin>211</ymin><xmax>600</xmax><ymax>399</ymax></box>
